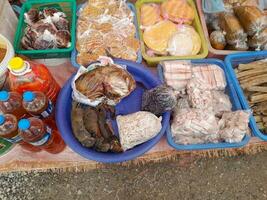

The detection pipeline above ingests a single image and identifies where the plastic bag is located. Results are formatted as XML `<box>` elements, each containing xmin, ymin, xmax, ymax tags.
<box><xmin>218</xmin><ymin>110</ymin><xmax>250</xmax><ymax>143</ymax></box>
<box><xmin>248</xmin><ymin>28</ymin><xmax>267</xmax><ymax>50</ymax></box>
<box><xmin>171</xmin><ymin>108</ymin><xmax>220</xmax><ymax>145</ymax></box>
<box><xmin>210</xmin><ymin>30</ymin><xmax>227</xmax><ymax>50</ymax></box>
<box><xmin>162</xmin><ymin>60</ymin><xmax>192</xmax><ymax>92</ymax></box>
<box><xmin>166</xmin><ymin>25</ymin><xmax>201</xmax><ymax>56</ymax></box>
<box><xmin>141</xmin><ymin>85</ymin><xmax>178</xmax><ymax>116</ymax></box>
<box><xmin>71</xmin><ymin>57</ymin><xmax>136</xmax><ymax>107</ymax></box>
<box><xmin>117</xmin><ymin>111</ymin><xmax>162</xmax><ymax>151</ymax></box>
<box><xmin>234</xmin><ymin>6</ymin><xmax>267</xmax><ymax>36</ymax></box>
<box><xmin>186</xmin><ymin>78</ymin><xmax>213</xmax><ymax>111</ymax></box>
<box><xmin>211</xmin><ymin>90</ymin><xmax>232</xmax><ymax>116</ymax></box>
<box><xmin>219</xmin><ymin>12</ymin><xmax>248</xmax><ymax>46</ymax></box>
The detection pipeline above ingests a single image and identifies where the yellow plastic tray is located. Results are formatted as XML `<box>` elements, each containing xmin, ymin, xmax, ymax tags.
<box><xmin>135</xmin><ymin>0</ymin><xmax>208</xmax><ymax>66</ymax></box>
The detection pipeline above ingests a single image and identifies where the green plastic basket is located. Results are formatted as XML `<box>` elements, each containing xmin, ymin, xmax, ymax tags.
<box><xmin>135</xmin><ymin>0</ymin><xmax>208</xmax><ymax>66</ymax></box>
<box><xmin>0</xmin><ymin>138</ymin><xmax>14</xmax><ymax>156</ymax></box>
<box><xmin>14</xmin><ymin>0</ymin><xmax>76</xmax><ymax>59</ymax></box>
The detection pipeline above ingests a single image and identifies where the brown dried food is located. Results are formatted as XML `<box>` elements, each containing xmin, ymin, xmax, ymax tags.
<box><xmin>54</xmin><ymin>17</ymin><xmax>69</xmax><ymax>31</ymax></box>
<box><xmin>21</xmin><ymin>36</ymin><xmax>34</xmax><ymax>50</ymax></box>
<box><xmin>75</xmin><ymin>64</ymin><xmax>136</xmax><ymax>103</ymax></box>
<box><xmin>248</xmin><ymin>28</ymin><xmax>267</xmax><ymax>50</ymax></box>
<box><xmin>77</xmin><ymin>51</ymin><xmax>106</xmax><ymax>66</ymax></box>
<box><xmin>219</xmin><ymin>12</ymin><xmax>247</xmax><ymax>45</ymax></box>
<box><xmin>56</xmin><ymin>30</ymin><xmax>71</xmax><ymax>48</ymax></box>
<box><xmin>32</xmin><ymin>37</ymin><xmax>56</xmax><ymax>50</ymax></box>
<box><xmin>21</xmin><ymin>7</ymin><xmax>71</xmax><ymax>50</ymax></box>
<box><xmin>210</xmin><ymin>30</ymin><xmax>226</xmax><ymax>50</ymax></box>
<box><xmin>80</xmin><ymin>5</ymin><xmax>103</xmax><ymax>18</ymax></box>
<box><xmin>234</xmin><ymin>6</ymin><xmax>267</xmax><ymax>36</ymax></box>
<box><xmin>34</xmin><ymin>22</ymin><xmax>58</xmax><ymax>35</ymax></box>
<box><xmin>24</xmin><ymin>8</ymin><xmax>39</xmax><ymax>24</ymax></box>
<box><xmin>123</xmin><ymin>37</ymin><xmax>140</xmax><ymax>52</ymax></box>
<box><xmin>71</xmin><ymin>102</ymin><xmax>96</xmax><ymax>148</ymax></box>
<box><xmin>71</xmin><ymin>101</ymin><xmax>123</xmax><ymax>152</ymax></box>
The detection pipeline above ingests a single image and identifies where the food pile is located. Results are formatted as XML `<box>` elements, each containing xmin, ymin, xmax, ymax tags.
<box><xmin>140</xmin><ymin>0</ymin><xmax>202</xmax><ymax>57</ymax></box>
<box><xmin>70</xmin><ymin>57</ymin><xmax>175</xmax><ymax>153</ymax></box>
<box><xmin>235</xmin><ymin>59</ymin><xmax>267</xmax><ymax>133</ymax></box>
<box><xmin>76</xmin><ymin>0</ymin><xmax>140</xmax><ymax>66</ymax></box>
<box><xmin>0</xmin><ymin>46</ymin><xmax>6</xmax><ymax>63</ymax></box>
<box><xmin>21</xmin><ymin>7</ymin><xmax>71</xmax><ymax>50</ymax></box>
<box><xmin>161</xmin><ymin>60</ymin><xmax>250</xmax><ymax>145</ymax></box>
<box><xmin>206</xmin><ymin>5</ymin><xmax>267</xmax><ymax>51</ymax></box>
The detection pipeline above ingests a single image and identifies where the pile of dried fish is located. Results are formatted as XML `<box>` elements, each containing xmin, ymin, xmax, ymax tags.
<box><xmin>235</xmin><ymin>58</ymin><xmax>267</xmax><ymax>132</ymax></box>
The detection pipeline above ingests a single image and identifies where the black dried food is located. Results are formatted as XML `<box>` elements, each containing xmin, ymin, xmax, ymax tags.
<box><xmin>24</xmin><ymin>8</ymin><xmax>39</xmax><ymax>24</ymax></box>
<box><xmin>56</xmin><ymin>30</ymin><xmax>71</xmax><ymax>48</ymax></box>
<box><xmin>54</xmin><ymin>17</ymin><xmax>69</xmax><ymax>31</ymax></box>
<box><xmin>141</xmin><ymin>85</ymin><xmax>178</xmax><ymax>116</ymax></box>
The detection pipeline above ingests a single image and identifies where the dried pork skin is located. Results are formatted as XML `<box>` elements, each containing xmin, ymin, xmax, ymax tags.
<box><xmin>187</xmin><ymin>78</ymin><xmax>213</xmax><ymax>110</ymax></box>
<box><xmin>117</xmin><ymin>111</ymin><xmax>162</xmax><ymax>151</ymax></box>
<box><xmin>162</xmin><ymin>61</ymin><xmax>192</xmax><ymax>91</ymax></box>
<box><xmin>192</xmin><ymin>64</ymin><xmax>226</xmax><ymax>90</ymax></box>
<box><xmin>211</xmin><ymin>91</ymin><xmax>232</xmax><ymax>116</ymax></box>
<box><xmin>218</xmin><ymin>110</ymin><xmax>250</xmax><ymax>143</ymax></box>
<box><xmin>173</xmin><ymin>95</ymin><xmax>190</xmax><ymax>115</ymax></box>
<box><xmin>171</xmin><ymin>109</ymin><xmax>220</xmax><ymax>145</ymax></box>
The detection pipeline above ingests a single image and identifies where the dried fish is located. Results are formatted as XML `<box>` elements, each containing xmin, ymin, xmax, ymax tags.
<box><xmin>74</xmin><ymin>63</ymin><xmax>136</xmax><ymax>106</ymax></box>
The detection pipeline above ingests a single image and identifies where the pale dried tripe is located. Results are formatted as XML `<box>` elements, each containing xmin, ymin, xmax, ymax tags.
<box><xmin>117</xmin><ymin>111</ymin><xmax>162</xmax><ymax>151</ymax></box>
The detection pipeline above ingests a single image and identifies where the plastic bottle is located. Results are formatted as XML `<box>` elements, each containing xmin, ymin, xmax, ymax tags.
<box><xmin>0</xmin><ymin>90</ymin><xmax>26</xmax><ymax>119</ymax></box>
<box><xmin>0</xmin><ymin>113</ymin><xmax>41</xmax><ymax>152</ymax></box>
<box><xmin>7</xmin><ymin>57</ymin><xmax>60</xmax><ymax>103</ymax></box>
<box><xmin>22</xmin><ymin>91</ymin><xmax>54</xmax><ymax>120</ymax></box>
<box><xmin>0</xmin><ymin>113</ymin><xmax>22</xmax><ymax>143</ymax></box>
<box><xmin>18</xmin><ymin>118</ymin><xmax>66</xmax><ymax>154</ymax></box>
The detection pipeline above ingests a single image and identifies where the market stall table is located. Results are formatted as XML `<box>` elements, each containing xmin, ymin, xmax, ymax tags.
<box><xmin>0</xmin><ymin>60</ymin><xmax>266</xmax><ymax>172</ymax></box>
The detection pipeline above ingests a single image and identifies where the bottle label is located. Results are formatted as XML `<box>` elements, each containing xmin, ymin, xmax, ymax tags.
<box><xmin>29</xmin><ymin>127</ymin><xmax>52</xmax><ymax>146</ymax></box>
<box><xmin>40</xmin><ymin>100</ymin><xmax>54</xmax><ymax>118</ymax></box>
<box><xmin>5</xmin><ymin>135</ymin><xmax>23</xmax><ymax>143</ymax></box>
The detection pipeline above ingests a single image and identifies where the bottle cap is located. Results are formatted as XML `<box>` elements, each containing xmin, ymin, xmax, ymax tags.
<box><xmin>18</xmin><ymin>119</ymin><xmax>30</xmax><ymax>131</ymax></box>
<box><xmin>0</xmin><ymin>115</ymin><xmax>5</xmax><ymax>125</ymax></box>
<box><xmin>0</xmin><ymin>91</ymin><xmax>10</xmax><ymax>101</ymax></box>
<box><xmin>23</xmin><ymin>91</ymin><xmax>36</xmax><ymax>102</ymax></box>
<box><xmin>8</xmin><ymin>57</ymin><xmax>25</xmax><ymax>71</ymax></box>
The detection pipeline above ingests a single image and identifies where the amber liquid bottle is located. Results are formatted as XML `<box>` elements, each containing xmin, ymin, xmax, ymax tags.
<box><xmin>0</xmin><ymin>113</ymin><xmax>41</xmax><ymax>152</ymax></box>
<box><xmin>18</xmin><ymin>118</ymin><xmax>65</xmax><ymax>154</ymax></box>
<box><xmin>0</xmin><ymin>91</ymin><xmax>27</xmax><ymax>119</ymax></box>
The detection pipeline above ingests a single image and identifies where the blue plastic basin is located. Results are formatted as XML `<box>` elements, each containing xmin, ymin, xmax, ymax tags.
<box><xmin>71</xmin><ymin>3</ymin><xmax>142</xmax><ymax>68</ymax></box>
<box><xmin>56</xmin><ymin>59</ymin><xmax>170</xmax><ymax>163</ymax></box>
<box><xmin>225</xmin><ymin>51</ymin><xmax>267</xmax><ymax>141</ymax></box>
<box><xmin>158</xmin><ymin>58</ymin><xmax>250</xmax><ymax>150</ymax></box>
